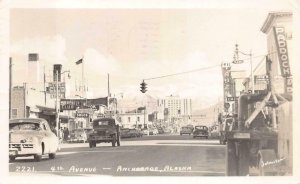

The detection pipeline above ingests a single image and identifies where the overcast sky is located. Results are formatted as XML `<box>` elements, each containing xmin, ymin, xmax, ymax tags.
<box><xmin>9</xmin><ymin>1</ymin><xmax>294</xmax><ymax>110</ymax></box>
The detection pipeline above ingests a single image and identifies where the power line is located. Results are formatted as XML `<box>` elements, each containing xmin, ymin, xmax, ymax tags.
<box><xmin>143</xmin><ymin>52</ymin><xmax>275</xmax><ymax>81</ymax></box>
<box><xmin>144</xmin><ymin>64</ymin><xmax>220</xmax><ymax>81</ymax></box>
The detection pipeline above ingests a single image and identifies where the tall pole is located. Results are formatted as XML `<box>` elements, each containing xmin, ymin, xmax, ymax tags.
<box><xmin>44</xmin><ymin>65</ymin><xmax>47</xmax><ymax>106</ymax></box>
<box><xmin>82</xmin><ymin>58</ymin><xmax>85</xmax><ymax>97</ymax></box>
<box><xmin>9</xmin><ymin>58</ymin><xmax>12</xmax><ymax>119</ymax></box>
<box><xmin>250</xmin><ymin>50</ymin><xmax>254</xmax><ymax>94</ymax></box>
<box><xmin>55</xmin><ymin>70</ymin><xmax>59</xmax><ymax>139</ymax></box>
<box><xmin>108</xmin><ymin>73</ymin><xmax>110</xmax><ymax>97</ymax></box>
<box><xmin>144</xmin><ymin>106</ymin><xmax>146</xmax><ymax>128</ymax></box>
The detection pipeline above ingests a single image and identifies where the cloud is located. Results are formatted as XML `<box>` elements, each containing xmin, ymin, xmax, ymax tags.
<box><xmin>83</xmin><ymin>48</ymin><xmax>120</xmax><ymax>75</ymax></box>
<box><xmin>11</xmin><ymin>35</ymin><xmax>68</xmax><ymax>65</ymax></box>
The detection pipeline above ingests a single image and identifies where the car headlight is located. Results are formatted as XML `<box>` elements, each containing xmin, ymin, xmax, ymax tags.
<box><xmin>20</xmin><ymin>137</ymin><xmax>34</xmax><ymax>143</ymax></box>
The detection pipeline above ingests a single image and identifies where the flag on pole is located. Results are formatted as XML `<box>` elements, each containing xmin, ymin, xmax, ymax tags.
<box><xmin>75</xmin><ymin>58</ymin><xmax>83</xmax><ymax>65</ymax></box>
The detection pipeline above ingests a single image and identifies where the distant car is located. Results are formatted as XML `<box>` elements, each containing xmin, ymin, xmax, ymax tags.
<box><xmin>149</xmin><ymin>128</ymin><xmax>158</xmax><ymax>135</ymax></box>
<box><xmin>128</xmin><ymin>129</ymin><xmax>143</xmax><ymax>138</ymax></box>
<box><xmin>142</xmin><ymin>129</ymin><xmax>150</xmax><ymax>136</ymax></box>
<box><xmin>180</xmin><ymin>127</ymin><xmax>193</xmax><ymax>136</ymax></box>
<box><xmin>193</xmin><ymin>126</ymin><xmax>209</xmax><ymax>139</ymax></box>
<box><xmin>9</xmin><ymin>118</ymin><xmax>59</xmax><ymax>162</ymax></box>
<box><xmin>69</xmin><ymin>129</ymin><xmax>88</xmax><ymax>143</ymax></box>
<box><xmin>120</xmin><ymin>128</ymin><xmax>131</xmax><ymax>138</ymax></box>
<box><xmin>157</xmin><ymin>128</ymin><xmax>164</xmax><ymax>134</ymax></box>
<box><xmin>186</xmin><ymin>124</ymin><xmax>194</xmax><ymax>132</ymax></box>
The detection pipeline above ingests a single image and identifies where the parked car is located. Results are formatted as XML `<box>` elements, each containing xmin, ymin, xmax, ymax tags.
<box><xmin>149</xmin><ymin>128</ymin><xmax>158</xmax><ymax>135</ymax></box>
<box><xmin>120</xmin><ymin>128</ymin><xmax>131</xmax><ymax>138</ymax></box>
<box><xmin>180</xmin><ymin>126</ymin><xmax>193</xmax><ymax>135</ymax></box>
<box><xmin>157</xmin><ymin>127</ymin><xmax>164</xmax><ymax>134</ymax></box>
<box><xmin>128</xmin><ymin>129</ymin><xmax>143</xmax><ymax>138</ymax></box>
<box><xmin>193</xmin><ymin>126</ymin><xmax>209</xmax><ymax>139</ymax></box>
<box><xmin>69</xmin><ymin>129</ymin><xmax>88</xmax><ymax>143</ymax></box>
<box><xmin>9</xmin><ymin>118</ymin><xmax>59</xmax><ymax>162</ymax></box>
<box><xmin>142</xmin><ymin>128</ymin><xmax>150</xmax><ymax>136</ymax></box>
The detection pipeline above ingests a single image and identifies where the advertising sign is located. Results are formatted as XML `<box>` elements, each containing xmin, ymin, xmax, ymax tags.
<box><xmin>76</xmin><ymin>113</ymin><xmax>89</xmax><ymax>118</ymax></box>
<box><xmin>48</xmin><ymin>82</ymin><xmax>66</xmax><ymax>99</ymax></box>
<box><xmin>273</xmin><ymin>27</ymin><xmax>291</xmax><ymax>77</ymax></box>
<box><xmin>60</xmin><ymin>97</ymin><xmax>108</xmax><ymax>110</ymax></box>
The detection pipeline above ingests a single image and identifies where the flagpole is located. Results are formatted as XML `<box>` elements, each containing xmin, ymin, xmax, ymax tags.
<box><xmin>82</xmin><ymin>57</ymin><xmax>85</xmax><ymax>97</ymax></box>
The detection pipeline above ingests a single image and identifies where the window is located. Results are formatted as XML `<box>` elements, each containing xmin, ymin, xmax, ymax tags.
<box><xmin>137</xmin><ymin>117</ymin><xmax>140</xmax><ymax>122</ymax></box>
<box><xmin>128</xmin><ymin>117</ymin><xmax>131</xmax><ymax>122</ymax></box>
<box><xmin>43</xmin><ymin>123</ymin><xmax>47</xmax><ymax>130</ymax></box>
<box><xmin>12</xmin><ymin>109</ymin><xmax>18</xmax><ymax>118</ymax></box>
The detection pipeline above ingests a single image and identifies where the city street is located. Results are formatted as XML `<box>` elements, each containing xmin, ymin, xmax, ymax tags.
<box><xmin>9</xmin><ymin>135</ymin><xmax>225</xmax><ymax>176</ymax></box>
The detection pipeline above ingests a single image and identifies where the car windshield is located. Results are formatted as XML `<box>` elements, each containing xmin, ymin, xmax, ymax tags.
<box><xmin>195</xmin><ymin>126</ymin><xmax>208</xmax><ymax>130</ymax></box>
<box><xmin>10</xmin><ymin>122</ymin><xmax>41</xmax><ymax>131</ymax></box>
<box><xmin>93</xmin><ymin>119</ymin><xmax>115</xmax><ymax>127</ymax></box>
<box><xmin>182</xmin><ymin>127</ymin><xmax>189</xmax><ymax>130</ymax></box>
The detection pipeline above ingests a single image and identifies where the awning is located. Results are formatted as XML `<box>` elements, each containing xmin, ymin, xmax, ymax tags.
<box><xmin>35</xmin><ymin>105</ymin><xmax>56</xmax><ymax>115</ymax></box>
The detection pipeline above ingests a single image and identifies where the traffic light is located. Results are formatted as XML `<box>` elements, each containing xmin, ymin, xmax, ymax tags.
<box><xmin>140</xmin><ymin>80</ymin><xmax>147</xmax><ymax>93</ymax></box>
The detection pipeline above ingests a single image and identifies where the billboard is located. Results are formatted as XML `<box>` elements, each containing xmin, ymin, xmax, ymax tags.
<box><xmin>60</xmin><ymin>97</ymin><xmax>108</xmax><ymax>110</ymax></box>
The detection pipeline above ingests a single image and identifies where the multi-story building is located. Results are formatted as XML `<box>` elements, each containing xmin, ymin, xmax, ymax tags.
<box><xmin>158</xmin><ymin>95</ymin><xmax>192</xmax><ymax>124</ymax></box>
<box><xmin>260</xmin><ymin>11</ymin><xmax>293</xmax><ymax>174</ymax></box>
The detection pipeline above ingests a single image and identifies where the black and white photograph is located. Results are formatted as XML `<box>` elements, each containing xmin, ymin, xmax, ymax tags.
<box><xmin>0</xmin><ymin>0</ymin><xmax>300</xmax><ymax>183</ymax></box>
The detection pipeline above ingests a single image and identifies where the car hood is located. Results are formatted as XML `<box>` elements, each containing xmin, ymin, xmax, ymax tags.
<box><xmin>9</xmin><ymin>130</ymin><xmax>42</xmax><ymax>142</ymax></box>
<box><xmin>194</xmin><ymin>129</ymin><xmax>208</xmax><ymax>133</ymax></box>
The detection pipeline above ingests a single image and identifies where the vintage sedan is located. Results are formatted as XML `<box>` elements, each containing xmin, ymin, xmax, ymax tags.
<box><xmin>9</xmin><ymin>118</ymin><xmax>59</xmax><ymax>162</ymax></box>
<box><xmin>180</xmin><ymin>126</ymin><xmax>193</xmax><ymax>136</ymax></box>
<box><xmin>193</xmin><ymin>125</ymin><xmax>209</xmax><ymax>139</ymax></box>
<box><xmin>69</xmin><ymin>129</ymin><xmax>88</xmax><ymax>143</ymax></box>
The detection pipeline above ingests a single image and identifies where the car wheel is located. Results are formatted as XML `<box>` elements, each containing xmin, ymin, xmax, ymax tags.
<box><xmin>34</xmin><ymin>154</ymin><xmax>42</xmax><ymax>162</ymax></box>
<box><xmin>49</xmin><ymin>153</ymin><xmax>56</xmax><ymax>159</ymax></box>
<box><xmin>193</xmin><ymin>136</ymin><xmax>195</xmax><ymax>139</ymax></box>
<box><xmin>206</xmin><ymin>136</ymin><xmax>208</xmax><ymax>139</ymax></box>
<box><xmin>9</xmin><ymin>156</ymin><xmax>15</xmax><ymax>162</ymax></box>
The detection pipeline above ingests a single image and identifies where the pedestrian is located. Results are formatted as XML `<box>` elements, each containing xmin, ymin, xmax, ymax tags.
<box><xmin>64</xmin><ymin>127</ymin><xmax>69</xmax><ymax>143</ymax></box>
<box><xmin>59</xmin><ymin>127</ymin><xmax>64</xmax><ymax>143</ymax></box>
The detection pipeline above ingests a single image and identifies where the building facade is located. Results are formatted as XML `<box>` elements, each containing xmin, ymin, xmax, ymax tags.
<box><xmin>158</xmin><ymin>95</ymin><xmax>192</xmax><ymax>124</ymax></box>
<box><xmin>118</xmin><ymin>112</ymin><xmax>148</xmax><ymax>129</ymax></box>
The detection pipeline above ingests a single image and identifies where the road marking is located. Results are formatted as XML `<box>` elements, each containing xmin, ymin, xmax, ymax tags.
<box><xmin>56</xmin><ymin>150</ymin><xmax>136</xmax><ymax>155</ymax></box>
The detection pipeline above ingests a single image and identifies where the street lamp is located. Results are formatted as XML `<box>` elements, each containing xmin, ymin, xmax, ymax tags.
<box><xmin>55</xmin><ymin>70</ymin><xmax>70</xmax><ymax>140</ymax></box>
<box><xmin>233</xmin><ymin>44</ymin><xmax>254</xmax><ymax>94</ymax></box>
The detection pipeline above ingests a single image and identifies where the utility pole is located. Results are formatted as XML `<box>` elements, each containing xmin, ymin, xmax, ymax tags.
<box><xmin>9</xmin><ymin>58</ymin><xmax>12</xmax><ymax>119</ymax></box>
<box><xmin>144</xmin><ymin>106</ymin><xmax>146</xmax><ymax>128</ymax></box>
<box><xmin>55</xmin><ymin>70</ymin><xmax>59</xmax><ymax>139</ymax></box>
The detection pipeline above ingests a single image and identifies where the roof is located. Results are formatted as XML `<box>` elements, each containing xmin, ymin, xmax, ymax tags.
<box><xmin>261</xmin><ymin>11</ymin><xmax>292</xmax><ymax>33</ymax></box>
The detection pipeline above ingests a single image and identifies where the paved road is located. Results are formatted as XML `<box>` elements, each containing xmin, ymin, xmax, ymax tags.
<box><xmin>9</xmin><ymin>135</ymin><xmax>226</xmax><ymax>176</ymax></box>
